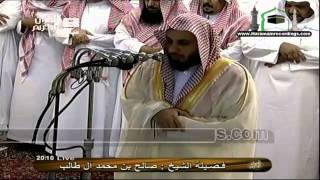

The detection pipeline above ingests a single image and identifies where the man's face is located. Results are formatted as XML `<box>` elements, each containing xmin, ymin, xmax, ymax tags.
<box><xmin>285</xmin><ymin>1</ymin><xmax>314</xmax><ymax>23</ymax></box>
<box><xmin>140</xmin><ymin>0</ymin><xmax>163</xmax><ymax>25</ymax></box>
<box><xmin>202</xmin><ymin>0</ymin><xmax>227</xmax><ymax>15</ymax></box>
<box><xmin>164</xmin><ymin>29</ymin><xmax>201</xmax><ymax>71</ymax></box>
<box><xmin>144</xmin><ymin>0</ymin><xmax>161</xmax><ymax>12</ymax></box>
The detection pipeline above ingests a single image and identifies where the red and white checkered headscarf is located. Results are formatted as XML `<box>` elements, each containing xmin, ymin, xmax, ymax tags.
<box><xmin>20</xmin><ymin>0</ymin><xmax>70</xmax><ymax>77</ymax></box>
<box><xmin>189</xmin><ymin>0</ymin><xmax>251</xmax><ymax>49</ymax></box>
<box><xmin>154</xmin><ymin>13</ymin><xmax>221</xmax><ymax>106</ymax></box>
<box><xmin>62</xmin><ymin>0</ymin><xmax>133</xmax><ymax>69</ymax></box>
<box><xmin>121</xmin><ymin>0</ymin><xmax>188</xmax><ymax>48</ymax></box>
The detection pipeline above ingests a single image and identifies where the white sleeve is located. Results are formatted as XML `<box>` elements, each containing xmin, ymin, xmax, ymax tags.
<box><xmin>52</xmin><ymin>29</ymin><xmax>116</xmax><ymax>48</ymax></box>
<box><xmin>87</xmin><ymin>33</ymin><xmax>115</xmax><ymax>49</ymax></box>
<box><xmin>220</xmin><ymin>40</ymin><xmax>243</xmax><ymax>61</ymax></box>
<box><xmin>241</xmin><ymin>36</ymin><xmax>300</xmax><ymax>64</ymax></box>
<box><xmin>0</xmin><ymin>0</ymin><xmax>22</xmax><ymax>32</ymax></box>
<box><xmin>300</xmin><ymin>31</ymin><xmax>319</xmax><ymax>64</ymax></box>
<box><xmin>301</xmin><ymin>50</ymin><xmax>319</xmax><ymax>64</ymax></box>
<box><xmin>289</xmin><ymin>32</ymin><xmax>319</xmax><ymax>71</ymax></box>
<box><xmin>113</xmin><ymin>22</ymin><xmax>145</xmax><ymax>53</ymax></box>
<box><xmin>50</xmin><ymin>27</ymin><xmax>73</xmax><ymax>45</ymax></box>
<box><xmin>45</xmin><ymin>14</ymin><xmax>73</xmax><ymax>45</ymax></box>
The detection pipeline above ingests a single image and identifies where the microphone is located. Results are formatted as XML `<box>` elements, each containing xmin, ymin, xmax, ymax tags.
<box><xmin>89</xmin><ymin>49</ymin><xmax>134</xmax><ymax>70</ymax></box>
<box><xmin>70</xmin><ymin>48</ymin><xmax>163</xmax><ymax>71</ymax></box>
<box><xmin>133</xmin><ymin>51</ymin><xmax>163</xmax><ymax>62</ymax></box>
<box><xmin>91</xmin><ymin>48</ymin><xmax>163</xmax><ymax>70</ymax></box>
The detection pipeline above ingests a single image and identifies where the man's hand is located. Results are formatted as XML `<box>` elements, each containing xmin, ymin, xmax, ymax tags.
<box><xmin>265</xmin><ymin>42</ymin><xmax>306</xmax><ymax>67</ymax></box>
<box><xmin>152</xmin><ymin>108</ymin><xmax>191</xmax><ymax>131</ymax></box>
<box><xmin>279</xmin><ymin>42</ymin><xmax>306</xmax><ymax>63</ymax></box>
<box><xmin>139</xmin><ymin>45</ymin><xmax>162</xmax><ymax>54</ymax></box>
<box><xmin>72</xmin><ymin>27</ymin><xmax>93</xmax><ymax>36</ymax></box>
<box><xmin>21</xmin><ymin>17</ymin><xmax>37</xmax><ymax>29</ymax></box>
<box><xmin>71</xmin><ymin>28</ymin><xmax>93</xmax><ymax>47</ymax></box>
<box><xmin>71</xmin><ymin>33</ymin><xmax>90</xmax><ymax>47</ymax></box>
<box><xmin>0</xmin><ymin>13</ymin><xmax>9</xmax><ymax>26</ymax></box>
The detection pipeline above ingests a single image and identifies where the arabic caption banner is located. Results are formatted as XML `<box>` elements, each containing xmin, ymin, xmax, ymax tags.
<box><xmin>34</xmin><ymin>158</ymin><xmax>272</xmax><ymax>172</ymax></box>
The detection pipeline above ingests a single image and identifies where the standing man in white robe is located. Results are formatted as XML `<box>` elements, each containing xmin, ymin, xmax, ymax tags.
<box><xmin>115</xmin><ymin>13</ymin><xmax>258</xmax><ymax>179</ymax></box>
<box><xmin>241</xmin><ymin>0</ymin><xmax>319</xmax><ymax>178</ymax></box>
<box><xmin>48</xmin><ymin>0</ymin><xmax>133</xmax><ymax>158</ymax></box>
<box><xmin>0</xmin><ymin>0</ymin><xmax>21</xmax><ymax>139</ymax></box>
<box><xmin>7</xmin><ymin>0</ymin><xmax>70</xmax><ymax>146</ymax></box>
<box><xmin>114</xmin><ymin>0</ymin><xmax>187</xmax><ymax>55</ymax></box>
<box><xmin>189</xmin><ymin>0</ymin><xmax>251</xmax><ymax>50</ymax></box>
<box><xmin>187</xmin><ymin>0</ymin><xmax>253</xmax><ymax>67</ymax></box>
<box><xmin>220</xmin><ymin>0</ymin><xmax>281</xmax><ymax>75</ymax></box>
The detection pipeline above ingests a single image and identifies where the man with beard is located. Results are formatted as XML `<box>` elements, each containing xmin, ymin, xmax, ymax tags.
<box><xmin>240</xmin><ymin>0</ymin><xmax>319</xmax><ymax>179</ymax></box>
<box><xmin>189</xmin><ymin>0</ymin><xmax>251</xmax><ymax>50</ymax></box>
<box><xmin>114</xmin><ymin>0</ymin><xmax>187</xmax><ymax>54</ymax></box>
<box><xmin>112</xmin><ymin>1</ymin><xmax>187</xmax><ymax>156</ymax></box>
<box><xmin>115</xmin><ymin>13</ymin><xmax>258</xmax><ymax>179</ymax></box>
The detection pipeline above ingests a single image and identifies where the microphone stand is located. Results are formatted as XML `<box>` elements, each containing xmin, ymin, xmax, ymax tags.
<box><xmin>47</xmin><ymin>93</ymin><xmax>60</xmax><ymax>180</ymax></box>
<box><xmin>31</xmin><ymin>48</ymin><xmax>163</xmax><ymax>180</ymax></box>
<box><xmin>81</xmin><ymin>67</ymin><xmax>96</xmax><ymax>180</ymax></box>
<box><xmin>48</xmin><ymin>55</ymin><xmax>104</xmax><ymax>180</ymax></box>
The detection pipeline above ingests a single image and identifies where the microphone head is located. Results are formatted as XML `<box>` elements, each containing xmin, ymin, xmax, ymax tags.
<box><xmin>152</xmin><ymin>53</ymin><xmax>163</xmax><ymax>62</ymax></box>
<box><xmin>120</xmin><ymin>53</ymin><xmax>136</xmax><ymax>64</ymax></box>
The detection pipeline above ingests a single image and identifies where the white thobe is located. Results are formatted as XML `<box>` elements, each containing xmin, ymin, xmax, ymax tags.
<box><xmin>0</xmin><ymin>0</ymin><xmax>21</xmax><ymax>132</ymax></box>
<box><xmin>240</xmin><ymin>10</ymin><xmax>319</xmax><ymax>179</ymax></box>
<box><xmin>130</xmin><ymin>0</ymin><xmax>139</xmax><ymax>8</ymax></box>
<box><xmin>220</xmin><ymin>0</ymin><xmax>280</xmax><ymax>66</ymax></box>
<box><xmin>182</xmin><ymin>0</ymin><xmax>192</xmax><ymax>11</ymax></box>
<box><xmin>206</xmin><ymin>14</ymin><xmax>218</xmax><ymax>24</ymax></box>
<box><xmin>114</xmin><ymin>0</ymin><xmax>192</xmax><ymax>53</ymax></box>
<box><xmin>48</xmin><ymin>1</ymin><xmax>122</xmax><ymax>158</ymax></box>
<box><xmin>114</xmin><ymin>22</ymin><xmax>146</xmax><ymax>53</ymax></box>
<box><xmin>7</xmin><ymin>1</ymin><xmax>65</xmax><ymax>144</ymax></box>
<box><xmin>173</xmin><ymin>66</ymin><xmax>198</xmax><ymax>104</ymax></box>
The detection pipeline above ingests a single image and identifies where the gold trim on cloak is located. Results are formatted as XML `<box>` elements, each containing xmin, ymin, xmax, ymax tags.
<box><xmin>154</xmin><ymin>62</ymin><xmax>164</xmax><ymax>100</ymax></box>
<box><xmin>153</xmin><ymin>57</ymin><xmax>233</xmax><ymax>111</ymax></box>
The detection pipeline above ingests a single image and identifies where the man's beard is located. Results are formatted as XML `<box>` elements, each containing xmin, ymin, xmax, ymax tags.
<box><xmin>139</xmin><ymin>7</ymin><xmax>163</xmax><ymax>25</ymax></box>
<box><xmin>167</xmin><ymin>51</ymin><xmax>202</xmax><ymax>71</ymax></box>
<box><xmin>203</xmin><ymin>3</ymin><xmax>215</xmax><ymax>14</ymax></box>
